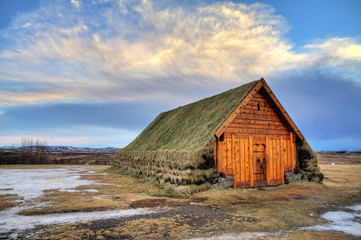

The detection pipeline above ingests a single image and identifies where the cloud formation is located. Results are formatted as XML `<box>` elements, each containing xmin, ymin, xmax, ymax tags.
<box><xmin>0</xmin><ymin>0</ymin><xmax>360</xmax><ymax>108</ymax></box>
<box><xmin>70</xmin><ymin>0</ymin><xmax>81</xmax><ymax>8</ymax></box>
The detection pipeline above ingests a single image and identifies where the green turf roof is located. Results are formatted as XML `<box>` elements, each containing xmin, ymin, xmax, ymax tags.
<box><xmin>123</xmin><ymin>80</ymin><xmax>259</xmax><ymax>152</ymax></box>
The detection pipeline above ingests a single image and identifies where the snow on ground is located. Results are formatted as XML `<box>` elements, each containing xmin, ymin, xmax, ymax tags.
<box><xmin>0</xmin><ymin>166</ymin><xmax>155</xmax><ymax>239</ymax></box>
<box><xmin>301</xmin><ymin>204</ymin><xmax>361</xmax><ymax>237</ymax></box>
<box><xmin>0</xmin><ymin>167</ymin><xmax>98</xmax><ymax>200</ymax></box>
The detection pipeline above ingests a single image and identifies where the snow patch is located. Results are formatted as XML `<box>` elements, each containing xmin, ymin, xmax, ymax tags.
<box><xmin>347</xmin><ymin>204</ymin><xmax>361</xmax><ymax>212</ymax></box>
<box><xmin>301</xmin><ymin>204</ymin><xmax>361</xmax><ymax>237</ymax></box>
<box><xmin>0</xmin><ymin>168</ymin><xmax>95</xmax><ymax>200</ymax></box>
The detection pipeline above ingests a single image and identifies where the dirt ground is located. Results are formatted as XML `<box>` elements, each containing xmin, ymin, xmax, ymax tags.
<box><xmin>1</xmin><ymin>152</ymin><xmax>361</xmax><ymax>240</ymax></box>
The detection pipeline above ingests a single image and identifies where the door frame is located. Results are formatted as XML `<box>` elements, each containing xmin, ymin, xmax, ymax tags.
<box><xmin>252</xmin><ymin>143</ymin><xmax>267</xmax><ymax>187</ymax></box>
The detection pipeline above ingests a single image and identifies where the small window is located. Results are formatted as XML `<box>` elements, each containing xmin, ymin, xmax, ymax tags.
<box><xmin>220</xmin><ymin>133</ymin><xmax>224</xmax><ymax>142</ymax></box>
<box><xmin>257</xmin><ymin>103</ymin><xmax>260</xmax><ymax>111</ymax></box>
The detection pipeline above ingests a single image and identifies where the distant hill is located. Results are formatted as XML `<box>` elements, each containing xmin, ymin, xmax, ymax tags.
<box><xmin>0</xmin><ymin>146</ymin><xmax>120</xmax><ymax>153</ymax></box>
<box><xmin>0</xmin><ymin>146</ymin><xmax>120</xmax><ymax>165</ymax></box>
<box><xmin>45</xmin><ymin>146</ymin><xmax>120</xmax><ymax>153</ymax></box>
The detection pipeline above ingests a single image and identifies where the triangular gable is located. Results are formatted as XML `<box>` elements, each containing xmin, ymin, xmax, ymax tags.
<box><xmin>215</xmin><ymin>78</ymin><xmax>304</xmax><ymax>140</ymax></box>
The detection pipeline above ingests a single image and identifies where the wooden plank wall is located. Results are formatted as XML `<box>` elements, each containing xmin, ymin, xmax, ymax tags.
<box><xmin>215</xmin><ymin>89</ymin><xmax>298</xmax><ymax>187</ymax></box>
<box><xmin>265</xmin><ymin>137</ymin><xmax>296</xmax><ymax>185</ymax></box>
<box><xmin>225</xmin><ymin>90</ymin><xmax>291</xmax><ymax>141</ymax></box>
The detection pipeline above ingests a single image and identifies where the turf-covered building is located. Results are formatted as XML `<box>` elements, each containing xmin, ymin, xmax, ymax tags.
<box><xmin>113</xmin><ymin>78</ymin><xmax>323</xmax><ymax>195</ymax></box>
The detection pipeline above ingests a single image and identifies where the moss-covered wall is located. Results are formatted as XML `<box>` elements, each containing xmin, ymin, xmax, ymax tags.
<box><xmin>296</xmin><ymin>138</ymin><xmax>324</xmax><ymax>183</ymax></box>
<box><xmin>113</xmin><ymin>138</ymin><xmax>218</xmax><ymax>196</ymax></box>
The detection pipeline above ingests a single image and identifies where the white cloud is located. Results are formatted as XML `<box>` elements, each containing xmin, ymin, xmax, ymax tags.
<box><xmin>302</xmin><ymin>37</ymin><xmax>361</xmax><ymax>84</ymax></box>
<box><xmin>70</xmin><ymin>0</ymin><xmax>81</xmax><ymax>8</ymax></box>
<box><xmin>0</xmin><ymin>0</ymin><xmax>360</xmax><ymax>107</ymax></box>
<box><xmin>21</xmin><ymin>22</ymin><xmax>32</xmax><ymax>28</ymax></box>
<box><xmin>305</xmin><ymin>37</ymin><xmax>361</xmax><ymax>60</ymax></box>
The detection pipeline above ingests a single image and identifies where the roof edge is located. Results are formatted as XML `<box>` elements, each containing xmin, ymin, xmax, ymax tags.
<box><xmin>214</xmin><ymin>79</ymin><xmax>263</xmax><ymax>137</ymax></box>
<box><xmin>215</xmin><ymin>78</ymin><xmax>304</xmax><ymax>140</ymax></box>
<box><xmin>259</xmin><ymin>78</ymin><xmax>304</xmax><ymax>140</ymax></box>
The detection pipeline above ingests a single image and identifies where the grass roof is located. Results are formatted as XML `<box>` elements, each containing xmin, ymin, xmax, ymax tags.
<box><xmin>122</xmin><ymin>80</ymin><xmax>259</xmax><ymax>153</ymax></box>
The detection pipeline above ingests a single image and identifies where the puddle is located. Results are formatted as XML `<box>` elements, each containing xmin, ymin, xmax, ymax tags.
<box><xmin>301</xmin><ymin>204</ymin><xmax>361</xmax><ymax>237</ymax></box>
<box><xmin>0</xmin><ymin>166</ymin><xmax>155</xmax><ymax>239</ymax></box>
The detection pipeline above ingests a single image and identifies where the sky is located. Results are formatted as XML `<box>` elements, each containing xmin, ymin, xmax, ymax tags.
<box><xmin>0</xmin><ymin>0</ymin><xmax>360</xmax><ymax>150</ymax></box>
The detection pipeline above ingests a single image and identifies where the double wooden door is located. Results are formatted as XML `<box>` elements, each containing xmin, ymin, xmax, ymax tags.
<box><xmin>216</xmin><ymin>134</ymin><xmax>297</xmax><ymax>188</ymax></box>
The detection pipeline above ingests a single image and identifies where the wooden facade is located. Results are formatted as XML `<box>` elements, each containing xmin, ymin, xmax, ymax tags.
<box><xmin>214</xmin><ymin>79</ymin><xmax>303</xmax><ymax>188</ymax></box>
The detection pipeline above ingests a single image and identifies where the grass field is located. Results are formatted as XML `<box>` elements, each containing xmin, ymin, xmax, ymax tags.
<box><xmin>1</xmin><ymin>156</ymin><xmax>360</xmax><ymax>239</ymax></box>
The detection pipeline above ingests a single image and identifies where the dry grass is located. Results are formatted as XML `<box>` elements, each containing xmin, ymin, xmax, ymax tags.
<box><xmin>321</xmin><ymin>164</ymin><xmax>361</xmax><ymax>188</ymax></box>
<box><xmin>19</xmin><ymin>189</ymin><xmax>127</xmax><ymax>215</ymax></box>
<box><xmin>28</xmin><ymin>224</ymin><xmax>95</xmax><ymax>240</ymax></box>
<box><xmin>0</xmin><ymin>164</ymin><xmax>72</xmax><ymax>169</ymax></box>
<box><xmin>192</xmin><ymin>164</ymin><xmax>361</xmax><ymax>207</ymax></box>
<box><xmin>32</xmin><ymin>224</ymin><xmax>358</xmax><ymax>240</ymax></box>
<box><xmin>0</xmin><ymin>194</ymin><xmax>19</xmax><ymax>211</ymax></box>
<box><xmin>31</xmin><ymin>217</ymin><xmax>192</xmax><ymax>240</ymax></box>
<box><xmin>316</xmin><ymin>164</ymin><xmax>361</xmax><ymax>205</ymax></box>
<box><xmin>97</xmin><ymin>217</ymin><xmax>192</xmax><ymax>239</ymax></box>
<box><xmin>189</xmin><ymin>185</ymin><xmax>323</xmax><ymax>233</ymax></box>
<box><xmin>273</xmin><ymin>230</ymin><xmax>359</xmax><ymax>240</ymax></box>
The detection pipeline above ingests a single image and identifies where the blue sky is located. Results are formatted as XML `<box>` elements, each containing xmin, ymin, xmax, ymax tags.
<box><xmin>0</xmin><ymin>0</ymin><xmax>360</xmax><ymax>150</ymax></box>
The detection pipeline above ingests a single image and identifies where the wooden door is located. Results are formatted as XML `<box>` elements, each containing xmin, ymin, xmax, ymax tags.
<box><xmin>253</xmin><ymin>144</ymin><xmax>267</xmax><ymax>187</ymax></box>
